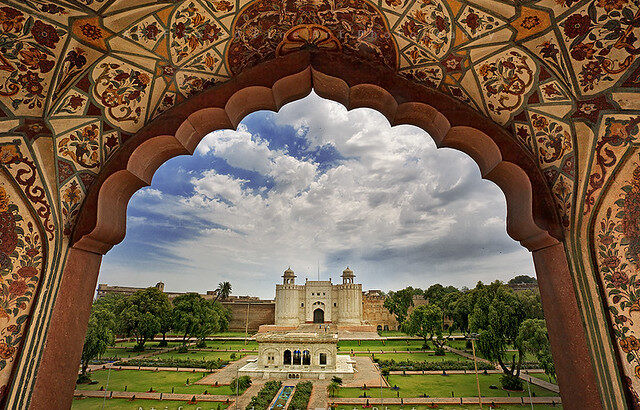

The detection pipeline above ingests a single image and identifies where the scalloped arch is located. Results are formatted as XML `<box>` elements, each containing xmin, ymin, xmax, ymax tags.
<box><xmin>71</xmin><ymin>62</ymin><xmax>560</xmax><ymax>254</ymax></box>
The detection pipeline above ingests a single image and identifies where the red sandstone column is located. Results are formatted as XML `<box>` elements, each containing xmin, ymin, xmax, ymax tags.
<box><xmin>29</xmin><ymin>247</ymin><xmax>102</xmax><ymax>410</ymax></box>
<box><xmin>533</xmin><ymin>242</ymin><xmax>603</xmax><ymax>409</ymax></box>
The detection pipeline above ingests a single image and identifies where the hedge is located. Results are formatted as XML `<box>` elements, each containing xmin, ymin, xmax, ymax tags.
<box><xmin>247</xmin><ymin>380</ymin><xmax>282</xmax><ymax>410</ymax></box>
<box><xmin>113</xmin><ymin>357</ymin><xmax>228</xmax><ymax>370</ymax></box>
<box><xmin>289</xmin><ymin>381</ymin><xmax>313</xmax><ymax>409</ymax></box>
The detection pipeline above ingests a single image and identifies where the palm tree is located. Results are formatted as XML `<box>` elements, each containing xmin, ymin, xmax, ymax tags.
<box><xmin>327</xmin><ymin>381</ymin><xmax>340</xmax><ymax>398</ymax></box>
<box><xmin>214</xmin><ymin>282</ymin><xmax>232</xmax><ymax>302</ymax></box>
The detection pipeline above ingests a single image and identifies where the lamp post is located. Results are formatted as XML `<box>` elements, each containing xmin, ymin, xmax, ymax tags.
<box><xmin>469</xmin><ymin>333</ymin><xmax>482</xmax><ymax>409</ymax></box>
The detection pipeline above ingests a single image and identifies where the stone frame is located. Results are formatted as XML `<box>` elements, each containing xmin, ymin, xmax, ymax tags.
<box><xmin>28</xmin><ymin>51</ymin><xmax>604</xmax><ymax>409</ymax></box>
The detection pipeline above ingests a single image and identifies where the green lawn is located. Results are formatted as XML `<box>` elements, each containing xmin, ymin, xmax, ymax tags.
<box><xmin>333</xmin><ymin>405</ymin><xmax>562</xmax><ymax>410</ymax></box>
<box><xmin>336</xmin><ymin>374</ymin><xmax>558</xmax><ymax>398</ymax></box>
<box><xmin>72</xmin><ymin>398</ymin><xmax>231</xmax><ymax>409</ymax></box>
<box><xmin>98</xmin><ymin>348</ymin><xmax>155</xmax><ymax>359</ymax></box>
<box><xmin>378</xmin><ymin>331</ymin><xmax>412</xmax><ymax>337</ymax></box>
<box><xmin>353</xmin><ymin>352</ymin><xmax>471</xmax><ymax>363</ymax></box>
<box><xmin>338</xmin><ymin>339</ymin><xmax>424</xmax><ymax>351</ymax></box>
<box><xmin>114</xmin><ymin>340</ymin><xmax>182</xmax><ymax>349</ymax></box>
<box><xmin>204</xmin><ymin>340</ymin><xmax>258</xmax><ymax>350</ymax></box>
<box><xmin>210</xmin><ymin>331</ymin><xmax>256</xmax><ymax>337</ymax></box>
<box><xmin>76</xmin><ymin>370</ymin><xmax>233</xmax><ymax>395</ymax></box>
<box><xmin>155</xmin><ymin>351</ymin><xmax>248</xmax><ymax>361</ymax></box>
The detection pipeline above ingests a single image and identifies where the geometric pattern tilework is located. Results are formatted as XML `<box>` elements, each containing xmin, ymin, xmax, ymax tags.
<box><xmin>0</xmin><ymin>0</ymin><xmax>638</xmax><ymax>405</ymax></box>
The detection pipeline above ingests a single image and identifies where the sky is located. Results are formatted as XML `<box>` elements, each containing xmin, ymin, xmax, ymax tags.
<box><xmin>98</xmin><ymin>92</ymin><xmax>535</xmax><ymax>299</ymax></box>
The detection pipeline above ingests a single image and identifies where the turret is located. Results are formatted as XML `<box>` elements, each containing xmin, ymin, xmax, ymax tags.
<box><xmin>341</xmin><ymin>267</ymin><xmax>354</xmax><ymax>284</ymax></box>
<box><xmin>283</xmin><ymin>267</ymin><xmax>296</xmax><ymax>284</ymax></box>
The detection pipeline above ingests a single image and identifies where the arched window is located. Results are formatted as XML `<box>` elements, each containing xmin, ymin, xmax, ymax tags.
<box><xmin>384</xmin><ymin>325</ymin><xmax>389</xmax><ymax>331</ymax></box>
<box><xmin>376</xmin><ymin>325</ymin><xmax>382</xmax><ymax>331</ymax></box>
<box><xmin>283</xmin><ymin>350</ymin><xmax>291</xmax><ymax>365</ymax></box>
<box><xmin>319</xmin><ymin>353</ymin><xmax>327</xmax><ymax>365</ymax></box>
<box><xmin>293</xmin><ymin>350</ymin><xmax>301</xmax><ymax>365</ymax></box>
<box><xmin>302</xmin><ymin>350</ymin><xmax>311</xmax><ymax>365</ymax></box>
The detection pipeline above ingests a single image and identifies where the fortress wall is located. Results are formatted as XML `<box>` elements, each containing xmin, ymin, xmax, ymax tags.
<box><xmin>222</xmin><ymin>301</ymin><xmax>275</xmax><ymax>332</ymax></box>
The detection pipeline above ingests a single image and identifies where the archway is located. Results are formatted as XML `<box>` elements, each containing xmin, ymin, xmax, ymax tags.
<box><xmin>283</xmin><ymin>349</ymin><xmax>292</xmax><ymax>365</ymax></box>
<box><xmin>313</xmin><ymin>308</ymin><xmax>324</xmax><ymax>324</ymax></box>
<box><xmin>293</xmin><ymin>350</ymin><xmax>301</xmax><ymax>365</ymax></box>
<box><xmin>34</xmin><ymin>53</ymin><xmax>602</xmax><ymax>409</ymax></box>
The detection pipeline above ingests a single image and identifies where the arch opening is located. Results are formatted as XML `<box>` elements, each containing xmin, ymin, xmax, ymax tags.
<box><xmin>38</xmin><ymin>55</ymin><xmax>601</xmax><ymax>410</ymax></box>
<box><xmin>313</xmin><ymin>309</ymin><xmax>324</xmax><ymax>324</ymax></box>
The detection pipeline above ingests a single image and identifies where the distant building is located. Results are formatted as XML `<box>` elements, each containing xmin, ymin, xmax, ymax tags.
<box><xmin>95</xmin><ymin>268</ymin><xmax>416</xmax><ymax>333</ymax></box>
<box><xmin>274</xmin><ymin>267</ymin><xmax>364</xmax><ymax>327</ymax></box>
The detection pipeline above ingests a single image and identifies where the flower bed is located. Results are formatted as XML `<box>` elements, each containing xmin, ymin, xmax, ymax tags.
<box><xmin>247</xmin><ymin>380</ymin><xmax>282</xmax><ymax>410</ymax></box>
<box><xmin>289</xmin><ymin>381</ymin><xmax>313</xmax><ymax>409</ymax></box>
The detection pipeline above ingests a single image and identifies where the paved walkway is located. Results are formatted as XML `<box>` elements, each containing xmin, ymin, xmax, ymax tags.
<box><xmin>329</xmin><ymin>396</ymin><xmax>562</xmax><ymax>405</ymax></box>
<box><xmin>444</xmin><ymin>346</ymin><xmax>560</xmax><ymax>393</ymax></box>
<box><xmin>388</xmin><ymin>369</ymin><xmax>546</xmax><ymax>375</ymax></box>
<box><xmin>233</xmin><ymin>380</ymin><xmax>266</xmax><ymax>409</ymax></box>
<box><xmin>308</xmin><ymin>380</ymin><xmax>330</xmax><ymax>409</ymax></box>
<box><xmin>74</xmin><ymin>389</ymin><xmax>234</xmax><ymax>403</ymax></box>
<box><xmin>343</xmin><ymin>357</ymin><xmax>387</xmax><ymax>388</ymax></box>
<box><xmin>196</xmin><ymin>356</ymin><xmax>255</xmax><ymax>385</ymax></box>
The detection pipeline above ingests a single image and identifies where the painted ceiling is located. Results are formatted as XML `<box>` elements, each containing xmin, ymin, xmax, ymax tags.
<box><xmin>0</xmin><ymin>0</ymin><xmax>639</xmax><ymax>406</ymax></box>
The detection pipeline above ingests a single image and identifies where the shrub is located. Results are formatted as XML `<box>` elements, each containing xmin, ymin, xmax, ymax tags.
<box><xmin>247</xmin><ymin>380</ymin><xmax>282</xmax><ymax>410</ymax></box>
<box><xmin>434</xmin><ymin>347</ymin><xmax>445</xmax><ymax>356</ymax></box>
<box><xmin>115</xmin><ymin>357</ymin><xmax>228</xmax><ymax>370</ymax></box>
<box><xmin>230</xmin><ymin>376</ymin><xmax>252</xmax><ymax>394</ymax></box>
<box><xmin>289</xmin><ymin>381</ymin><xmax>312</xmax><ymax>409</ymax></box>
<box><xmin>375</xmin><ymin>359</ymin><xmax>493</xmax><ymax>372</ymax></box>
<box><xmin>76</xmin><ymin>373</ymin><xmax>92</xmax><ymax>384</ymax></box>
<box><xmin>500</xmin><ymin>373</ymin><xmax>524</xmax><ymax>391</ymax></box>
<box><xmin>176</xmin><ymin>346</ymin><xmax>189</xmax><ymax>353</ymax></box>
<box><xmin>196</xmin><ymin>340</ymin><xmax>207</xmax><ymax>348</ymax></box>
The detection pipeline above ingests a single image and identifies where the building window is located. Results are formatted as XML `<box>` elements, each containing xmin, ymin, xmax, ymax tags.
<box><xmin>319</xmin><ymin>353</ymin><xmax>327</xmax><ymax>365</ymax></box>
<box><xmin>334</xmin><ymin>303</ymin><xmax>337</xmax><ymax>307</ymax></box>
<box><xmin>284</xmin><ymin>350</ymin><xmax>292</xmax><ymax>365</ymax></box>
<box><xmin>293</xmin><ymin>350</ymin><xmax>301</xmax><ymax>365</ymax></box>
<box><xmin>302</xmin><ymin>350</ymin><xmax>311</xmax><ymax>365</ymax></box>
<box><xmin>301</xmin><ymin>303</ymin><xmax>304</xmax><ymax>307</ymax></box>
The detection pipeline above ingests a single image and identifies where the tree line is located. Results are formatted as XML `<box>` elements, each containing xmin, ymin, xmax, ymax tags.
<box><xmin>384</xmin><ymin>276</ymin><xmax>554</xmax><ymax>390</ymax></box>
<box><xmin>79</xmin><ymin>282</ymin><xmax>232</xmax><ymax>382</ymax></box>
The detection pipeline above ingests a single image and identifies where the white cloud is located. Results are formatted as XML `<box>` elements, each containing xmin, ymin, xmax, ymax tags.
<box><xmin>100</xmin><ymin>92</ymin><xmax>534</xmax><ymax>298</ymax></box>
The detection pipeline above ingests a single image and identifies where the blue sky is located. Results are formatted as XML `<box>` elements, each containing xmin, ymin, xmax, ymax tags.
<box><xmin>98</xmin><ymin>92</ymin><xmax>535</xmax><ymax>299</ymax></box>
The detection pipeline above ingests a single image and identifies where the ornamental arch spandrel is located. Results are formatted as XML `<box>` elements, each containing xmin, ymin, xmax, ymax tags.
<box><xmin>0</xmin><ymin>0</ymin><xmax>637</xmax><ymax>407</ymax></box>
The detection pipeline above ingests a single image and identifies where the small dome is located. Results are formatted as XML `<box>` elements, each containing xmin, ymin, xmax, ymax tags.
<box><xmin>283</xmin><ymin>267</ymin><xmax>295</xmax><ymax>277</ymax></box>
<box><xmin>342</xmin><ymin>267</ymin><xmax>354</xmax><ymax>276</ymax></box>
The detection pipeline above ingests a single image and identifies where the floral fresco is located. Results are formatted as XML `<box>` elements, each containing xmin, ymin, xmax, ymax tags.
<box><xmin>0</xmin><ymin>0</ymin><xmax>638</xmax><ymax>405</ymax></box>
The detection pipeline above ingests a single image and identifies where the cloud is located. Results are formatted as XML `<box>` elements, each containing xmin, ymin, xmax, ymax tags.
<box><xmin>99</xmin><ymin>92</ymin><xmax>534</xmax><ymax>297</ymax></box>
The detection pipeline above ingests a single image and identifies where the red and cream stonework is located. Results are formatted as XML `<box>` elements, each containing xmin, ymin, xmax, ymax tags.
<box><xmin>0</xmin><ymin>0</ymin><xmax>636</xmax><ymax>407</ymax></box>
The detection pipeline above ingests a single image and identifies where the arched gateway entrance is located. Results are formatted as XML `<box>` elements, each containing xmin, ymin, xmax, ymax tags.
<box><xmin>313</xmin><ymin>308</ymin><xmax>324</xmax><ymax>324</ymax></box>
<box><xmin>27</xmin><ymin>52</ymin><xmax>605</xmax><ymax>409</ymax></box>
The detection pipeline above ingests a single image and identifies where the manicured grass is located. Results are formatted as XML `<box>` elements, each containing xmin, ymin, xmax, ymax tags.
<box><xmin>115</xmin><ymin>340</ymin><xmax>182</xmax><ymax>349</ymax></box>
<box><xmin>99</xmin><ymin>348</ymin><xmax>151</xmax><ymax>359</ymax></box>
<box><xmin>338</xmin><ymin>340</ymin><xmax>424</xmax><ymax>351</ymax></box>
<box><xmin>354</xmin><ymin>352</ymin><xmax>471</xmax><ymax>363</ymax></box>
<box><xmin>75</xmin><ymin>370</ymin><xmax>232</xmax><ymax>395</ymax></box>
<box><xmin>155</xmin><ymin>350</ymin><xmax>248</xmax><ymax>361</ymax></box>
<box><xmin>336</xmin><ymin>374</ymin><xmax>558</xmax><ymax>398</ymax></box>
<box><xmin>333</xmin><ymin>405</ymin><xmax>562</xmax><ymax>410</ymax></box>
<box><xmin>72</xmin><ymin>398</ymin><xmax>231</xmax><ymax>409</ymax></box>
<box><xmin>204</xmin><ymin>340</ymin><xmax>258</xmax><ymax>350</ymax></box>
<box><xmin>378</xmin><ymin>331</ymin><xmax>412</xmax><ymax>337</ymax></box>
<box><xmin>210</xmin><ymin>331</ymin><xmax>256</xmax><ymax>337</ymax></box>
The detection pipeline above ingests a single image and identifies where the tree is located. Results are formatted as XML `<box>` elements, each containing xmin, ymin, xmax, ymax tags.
<box><xmin>172</xmin><ymin>293</ymin><xmax>230</xmax><ymax>346</ymax></box>
<box><xmin>157</xmin><ymin>303</ymin><xmax>173</xmax><ymax>347</ymax></box>
<box><xmin>384</xmin><ymin>287</ymin><xmax>420</xmax><ymax>325</ymax></box>
<box><xmin>230</xmin><ymin>375</ymin><xmax>252</xmax><ymax>394</ymax></box>
<box><xmin>469</xmin><ymin>282</ymin><xmax>526</xmax><ymax>389</ymax></box>
<box><xmin>517</xmin><ymin>290</ymin><xmax>544</xmax><ymax>320</ymax></box>
<box><xmin>402</xmin><ymin>304</ymin><xmax>446</xmax><ymax>354</ymax></box>
<box><xmin>508</xmin><ymin>275</ymin><xmax>537</xmax><ymax>285</ymax></box>
<box><xmin>119</xmin><ymin>287</ymin><xmax>171</xmax><ymax>350</ymax></box>
<box><xmin>517</xmin><ymin>319</ymin><xmax>555</xmax><ymax>379</ymax></box>
<box><xmin>327</xmin><ymin>381</ymin><xmax>340</xmax><ymax>398</ymax></box>
<box><xmin>424</xmin><ymin>284</ymin><xmax>459</xmax><ymax>309</ymax></box>
<box><xmin>79</xmin><ymin>305</ymin><xmax>115</xmax><ymax>382</ymax></box>
<box><xmin>214</xmin><ymin>281</ymin><xmax>232</xmax><ymax>302</ymax></box>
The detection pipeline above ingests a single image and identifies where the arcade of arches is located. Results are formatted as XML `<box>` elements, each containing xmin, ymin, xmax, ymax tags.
<box><xmin>0</xmin><ymin>0</ymin><xmax>639</xmax><ymax>408</ymax></box>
